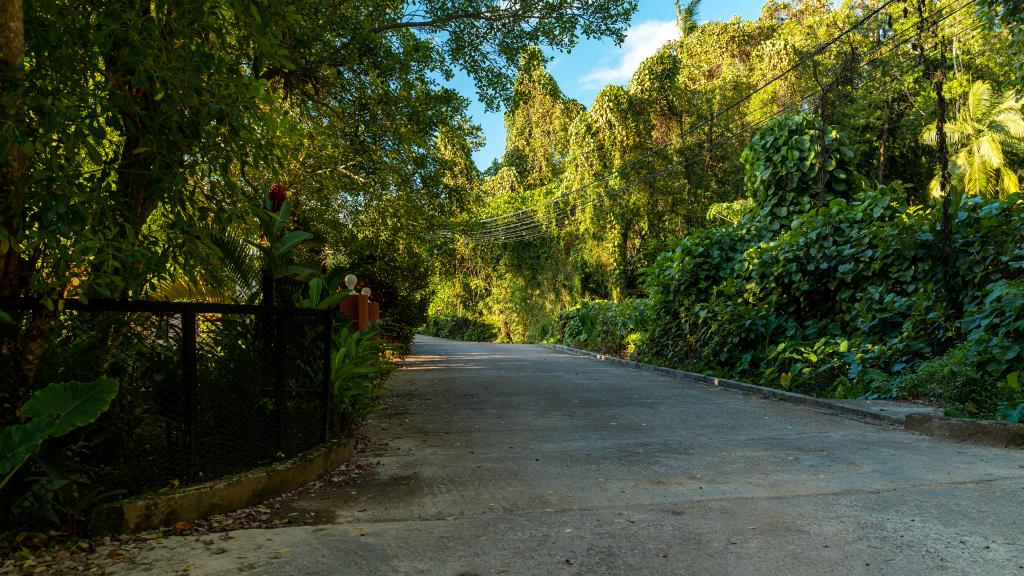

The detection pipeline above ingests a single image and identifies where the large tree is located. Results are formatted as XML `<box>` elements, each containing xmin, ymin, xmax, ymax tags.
<box><xmin>0</xmin><ymin>0</ymin><xmax>637</xmax><ymax>301</ymax></box>
<box><xmin>0</xmin><ymin>0</ymin><xmax>637</xmax><ymax>423</ymax></box>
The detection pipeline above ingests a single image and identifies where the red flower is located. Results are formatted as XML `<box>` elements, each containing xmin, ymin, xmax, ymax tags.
<box><xmin>269</xmin><ymin>183</ymin><xmax>288</xmax><ymax>211</ymax></box>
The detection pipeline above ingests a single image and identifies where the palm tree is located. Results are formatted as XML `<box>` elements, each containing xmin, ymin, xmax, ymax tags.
<box><xmin>922</xmin><ymin>80</ymin><xmax>1024</xmax><ymax>207</ymax></box>
<box><xmin>675</xmin><ymin>0</ymin><xmax>701</xmax><ymax>40</ymax></box>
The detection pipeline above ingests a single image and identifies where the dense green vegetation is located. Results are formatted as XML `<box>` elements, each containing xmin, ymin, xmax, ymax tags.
<box><xmin>2</xmin><ymin>0</ymin><xmax>1024</xmax><ymax>542</ymax></box>
<box><xmin>0</xmin><ymin>0</ymin><xmax>637</xmax><ymax>412</ymax></box>
<box><xmin>0</xmin><ymin>0</ymin><xmax>638</xmax><ymax>536</ymax></box>
<box><xmin>427</xmin><ymin>0</ymin><xmax>1024</xmax><ymax>420</ymax></box>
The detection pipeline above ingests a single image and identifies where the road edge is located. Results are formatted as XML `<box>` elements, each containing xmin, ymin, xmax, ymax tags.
<box><xmin>541</xmin><ymin>343</ymin><xmax>1024</xmax><ymax>448</ymax></box>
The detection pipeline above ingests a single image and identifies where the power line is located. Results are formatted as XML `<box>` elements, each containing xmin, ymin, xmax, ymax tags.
<box><xmin>460</xmin><ymin>0</ymin><xmax>976</xmax><ymax>242</ymax></box>
<box><xmin>464</xmin><ymin>0</ymin><xmax>980</xmax><ymax>243</ymax></box>
<box><xmin>451</xmin><ymin>0</ymin><xmax>905</xmax><ymax>235</ymax></box>
<box><xmin>467</xmin><ymin>0</ymin><xmax>976</xmax><ymax>241</ymax></box>
<box><xmin>464</xmin><ymin>0</ymin><xmax>974</xmax><ymax>239</ymax></box>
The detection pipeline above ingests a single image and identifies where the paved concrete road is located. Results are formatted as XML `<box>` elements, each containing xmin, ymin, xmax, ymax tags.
<box><xmin>112</xmin><ymin>336</ymin><xmax>1024</xmax><ymax>575</ymax></box>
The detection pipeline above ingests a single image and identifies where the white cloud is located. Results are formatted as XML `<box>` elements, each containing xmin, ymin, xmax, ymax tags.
<box><xmin>580</xmin><ymin>20</ymin><xmax>679</xmax><ymax>89</ymax></box>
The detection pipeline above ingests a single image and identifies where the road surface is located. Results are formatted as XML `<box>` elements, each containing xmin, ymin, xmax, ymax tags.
<box><xmin>111</xmin><ymin>336</ymin><xmax>1024</xmax><ymax>575</ymax></box>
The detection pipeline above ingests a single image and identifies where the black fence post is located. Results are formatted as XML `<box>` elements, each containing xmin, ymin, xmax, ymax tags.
<box><xmin>260</xmin><ymin>270</ymin><xmax>286</xmax><ymax>456</ymax></box>
<box><xmin>181</xmin><ymin>311</ymin><xmax>199</xmax><ymax>481</ymax></box>
<box><xmin>272</xmin><ymin>308</ymin><xmax>285</xmax><ymax>455</ymax></box>
<box><xmin>321</xmin><ymin>312</ymin><xmax>333</xmax><ymax>442</ymax></box>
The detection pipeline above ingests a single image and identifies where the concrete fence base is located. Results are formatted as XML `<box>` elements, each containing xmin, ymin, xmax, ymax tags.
<box><xmin>91</xmin><ymin>437</ymin><xmax>356</xmax><ymax>535</ymax></box>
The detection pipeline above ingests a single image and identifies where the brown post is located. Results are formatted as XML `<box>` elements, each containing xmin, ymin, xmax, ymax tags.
<box><xmin>339</xmin><ymin>294</ymin><xmax>360</xmax><ymax>328</ymax></box>
<box><xmin>368</xmin><ymin>301</ymin><xmax>380</xmax><ymax>324</ymax></box>
<box><xmin>357</xmin><ymin>294</ymin><xmax>369</xmax><ymax>331</ymax></box>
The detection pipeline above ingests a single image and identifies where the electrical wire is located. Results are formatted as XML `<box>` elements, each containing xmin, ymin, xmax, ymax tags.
<box><xmin>463</xmin><ymin>0</ymin><xmax>977</xmax><ymax>241</ymax></box>
<box><xmin>453</xmin><ymin>0</ymin><xmax>905</xmax><ymax>234</ymax></box>
<box><xmin>469</xmin><ymin>17</ymin><xmax>983</xmax><ymax>243</ymax></box>
<box><xmin>459</xmin><ymin>0</ymin><xmax>980</xmax><ymax>243</ymax></box>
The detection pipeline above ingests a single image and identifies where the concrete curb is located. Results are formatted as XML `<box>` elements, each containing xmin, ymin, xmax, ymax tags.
<box><xmin>541</xmin><ymin>344</ymin><xmax>1024</xmax><ymax>448</ymax></box>
<box><xmin>90</xmin><ymin>437</ymin><xmax>356</xmax><ymax>535</ymax></box>
<box><xmin>540</xmin><ymin>343</ymin><xmax>906</xmax><ymax>426</ymax></box>
<box><xmin>905</xmin><ymin>414</ymin><xmax>1024</xmax><ymax>448</ymax></box>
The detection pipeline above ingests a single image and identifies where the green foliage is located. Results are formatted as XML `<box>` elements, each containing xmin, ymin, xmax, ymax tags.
<box><xmin>707</xmin><ymin>198</ymin><xmax>755</xmax><ymax>225</ymax></box>
<box><xmin>998</xmin><ymin>401</ymin><xmax>1024</xmax><ymax>423</ymax></box>
<box><xmin>330</xmin><ymin>324</ymin><xmax>395</xmax><ymax>434</ymax></box>
<box><xmin>741</xmin><ymin>113</ymin><xmax>859</xmax><ymax>231</ymax></box>
<box><xmin>422</xmin><ymin>316</ymin><xmax>497</xmax><ymax>342</ymax></box>
<box><xmin>433</xmin><ymin>1</ymin><xmax>1014</xmax><ymax>341</ymax></box>
<box><xmin>559</xmin><ymin>300</ymin><xmax>649</xmax><ymax>356</ymax></box>
<box><xmin>559</xmin><ymin>112</ymin><xmax>1024</xmax><ymax>416</ymax></box>
<box><xmin>922</xmin><ymin>80</ymin><xmax>1024</xmax><ymax>205</ymax></box>
<box><xmin>19</xmin><ymin>379</ymin><xmax>121</xmax><ymax>439</ymax></box>
<box><xmin>978</xmin><ymin>0</ymin><xmax>1024</xmax><ymax>85</ymax></box>
<box><xmin>1</xmin><ymin>378</ymin><xmax>119</xmax><ymax>491</ymax></box>
<box><xmin>1</xmin><ymin>0</ymin><xmax>640</xmax><ymax>424</ymax></box>
<box><xmin>0</xmin><ymin>420</ymin><xmax>53</xmax><ymax>481</ymax></box>
<box><xmin>296</xmin><ymin>275</ymin><xmax>349</xmax><ymax>311</ymax></box>
<box><xmin>251</xmin><ymin>199</ymin><xmax>317</xmax><ymax>281</ymax></box>
<box><xmin>896</xmin><ymin>342</ymin><xmax>1016</xmax><ymax>418</ymax></box>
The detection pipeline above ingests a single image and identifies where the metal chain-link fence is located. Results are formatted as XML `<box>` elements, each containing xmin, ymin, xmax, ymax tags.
<box><xmin>0</xmin><ymin>299</ymin><xmax>334</xmax><ymax>493</ymax></box>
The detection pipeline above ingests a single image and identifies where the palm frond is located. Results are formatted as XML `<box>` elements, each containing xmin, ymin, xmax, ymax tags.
<box><xmin>978</xmin><ymin>134</ymin><xmax>1004</xmax><ymax>167</ymax></box>
<box><xmin>151</xmin><ymin>278</ymin><xmax>233</xmax><ymax>303</ymax></box>
<box><xmin>967</xmin><ymin>81</ymin><xmax>994</xmax><ymax>123</ymax></box>
<box><xmin>993</xmin><ymin>110</ymin><xmax>1024</xmax><ymax>138</ymax></box>
<box><xmin>203</xmin><ymin>227</ymin><xmax>262</xmax><ymax>298</ymax></box>
<box><xmin>675</xmin><ymin>0</ymin><xmax>701</xmax><ymax>36</ymax></box>
<box><xmin>921</xmin><ymin>124</ymin><xmax>938</xmax><ymax>146</ymax></box>
<box><xmin>925</xmin><ymin>80</ymin><xmax>1024</xmax><ymax>201</ymax></box>
<box><xmin>1000</xmin><ymin>166</ymin><xmax>1021</xmax><ymax>197</ymax></box>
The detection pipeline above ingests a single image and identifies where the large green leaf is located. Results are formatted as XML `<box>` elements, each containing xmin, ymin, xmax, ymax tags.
<box><xmin>273</xmin><ymin>231</ymin><xmax>313</xmax><ymax>256</ymax></box>
<box><xmin>317</xmin><ymin>291</ymin><xmax>348</xmax><ymax>310</ymax></box>
<box><xmin>20</xmin><ymin>378</ymin><xmax>119</xmax><ymax>438</ymax></box>
<box><xmin>0</xmin><ymin>419</ymin><xmax>53</xmax><ymax>477</ymax></box>
<box><xmin>275</xmin><ymin>265</ymin><xmax>318</xmax><ymax>279</ymax></box>
<box><xmin>273</xmin><ymin>200</ymin><xmax>293</xmax><ymax>236</ymax></box>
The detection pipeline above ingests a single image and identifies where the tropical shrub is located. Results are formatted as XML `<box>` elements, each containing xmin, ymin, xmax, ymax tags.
<box><xmin>422</xmin><ymin>315</ymin><xmax>498</xmax><ymax>342</ymax></box>
<box><xmin>1</xmin><ymin>378</ymin><xmax>120</xmax><ymax>533</ymax></box>
<box><xmin>559</xmin><ymin>299</ymin><xmax>649</xmax><ymax>357</ymax></box>
<box><xmin>741</xmin><ymin>113</ymin><xmax>859</xmax><ymax>232</ymax></box>
<box><xmin>569</xmin><ymin>113</ymin><xmax>1024</xmax><ymax>415</ymax></box>
<box><xmin>329</xmin><ymin>324</ymin><xmax>395</xmax><ymax>436</ymax></box>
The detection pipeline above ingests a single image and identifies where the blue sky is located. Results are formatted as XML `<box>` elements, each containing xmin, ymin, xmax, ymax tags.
<box><xmin>446</xmin><ymin>0</ymin><xmax>766</xmax><ymax>168</ymax></box>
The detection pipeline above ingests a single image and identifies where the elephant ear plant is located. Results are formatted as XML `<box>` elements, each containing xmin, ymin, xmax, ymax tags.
<box><xmin>330</xmin><ymin>322</ymin><xmax>396</xmax><ymax>435</ymax></box>
<box><xmin>0</xmin><ymin>378</ymin><xmax>119</xmax><ymax>492</ymax></box>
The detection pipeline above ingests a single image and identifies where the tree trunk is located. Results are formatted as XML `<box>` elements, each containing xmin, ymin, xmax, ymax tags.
<box><xmin>915</xmin><ymin>0</ymin><xmax>953</xmax><ymax>260</ymax></box>
<box><xmin>0</xmin><ymin>0</ymin><xmax>28</xmax><ymax>427</ymax></box>
<box><xmin>705</xmin><ymin>99</ymin><xmax>714</xmax><ymax>172</ymax></box>
<box><xmin>612</xmin><ymin>220</ymin><xmax>630</xmax><ymax>302</ymax></box>
<box><xmin>878</xmin><ymin>96</ymin><xmax>891</xmax><ymax>184</ymax></box>
<box><xmin>0</xmin><ymin>0</ymin><xmax>25</xmax><ymax>297</ymax></box>
<box><xmin>934</xmin><ymin>45</ymin><xmax>952</xmax><ymax>260</ymax></box>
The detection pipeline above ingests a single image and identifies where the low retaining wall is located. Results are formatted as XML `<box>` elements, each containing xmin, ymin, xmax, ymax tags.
<box><xmin>91</xmin><ymin>437</ymin><xmax>355</xmax><ymax>535</ymax></box>
<box><xmin>542</xmin><ymin>343</ymin><xmax>1023</xmax><ymax>448</ymax></box>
